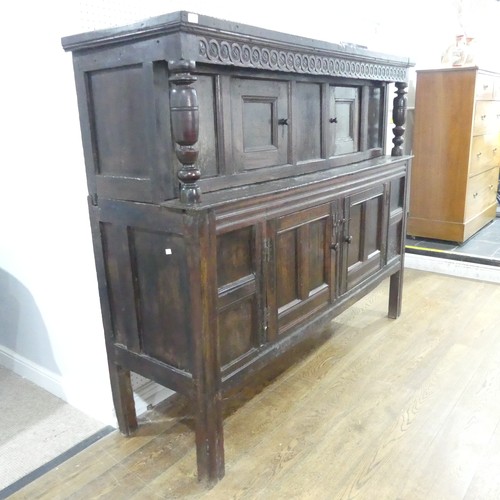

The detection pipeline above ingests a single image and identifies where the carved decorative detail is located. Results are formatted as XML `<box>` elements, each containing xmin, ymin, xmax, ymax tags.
<box><xmin>198</xmin><ymin>37</ymin><xmax>408</xmax><ymax>82</ymax></box>
<box><xmin>169</xmin><ymin>60</ymin><xmax>201</xmax><ymax>204</ymax></box>
<box><xmin>391</xmin><ymin>82</ymin><xmax>408</xmax><ymax>157</ymax></box>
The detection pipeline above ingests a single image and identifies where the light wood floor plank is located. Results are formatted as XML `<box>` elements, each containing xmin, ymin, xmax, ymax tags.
<box><xmin>10</xmin><ymin>269</ymin><xmax>500</xmax><ymax>500</ymax></box>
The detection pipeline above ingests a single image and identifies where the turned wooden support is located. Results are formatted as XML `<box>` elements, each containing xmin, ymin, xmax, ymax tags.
<box><xmin>391</xmin><ymin>82</ymin><xmax>408</xmax><ymax>157</ymax></box>
<box><xmin>169</xmin><ymin>60</ymin><xmax>201</xmax><ymax>204</ymax></box>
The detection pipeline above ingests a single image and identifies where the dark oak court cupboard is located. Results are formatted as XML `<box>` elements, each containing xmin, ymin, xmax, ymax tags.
<box><xmin>62</xmin><ymin>12</ymin><xmax>413</xmax><ymax>484</ymax></box>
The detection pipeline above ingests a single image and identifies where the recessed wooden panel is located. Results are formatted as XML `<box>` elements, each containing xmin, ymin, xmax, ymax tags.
<box><xmin>390</xmin><ymin>177</ymin><xmax>404</xmax><ymax>212</ymax></box>
<box><xmin>101</xmin><ymin>222</ymin><xmax>140</xmax><ymax>351</ymax></box>
<box><xmin>343</xmin><ymin>185</ymin><xmax>386</xmax><ymax>292</ymax></box>
<box><xmin>243</xmin><ymin>100</ymin><xmax>274</xmax><ymax>150</ymax></box>
<box><xmin>132</xmin><ymin>229</ymin><xmax>190</xmax><ymax>370</ymax></box>
<box><xmin>329</xmin><ymin>86</ymin><xmax>360</xmax><ymax>156</ymax></box>
<box><xmin>271</xmin><ymin>204</ymin><xmax>333</xmax><ymax>337</ymax></box>
<box><xmin>231</xmin><ymin>78</ymin><xmax>289</xmax><ymax>170</ymax></box>
<box><xmin>276</xmin><ymin>229</ymin><xmax>298</xmax><ymax>309</ymax></box>
<box><xmin>364</xmin><ymin>197</ymin><xmax>382</xmax><ymax>256</ymax></box>
<box><xmin>387</xmin><ymin>220</ymin><xmax>402</xmax><ymax>261</ymax></box>
<box><xmin>295</xmin><ymin>83</ymin><xmax>321</xmax><ymax>162</ymax></box>
<box><xmin>218</xmin><ymin>297</ymin><xmax>257</xmax><ymax>367</ymax></box>
<box><xmin>347</xmin><ymin>203</ymin><xmax>362</xmax><ymax>268</ymax></box>
<box><xmin>368</xmin><ymin>86</ymin><xmax>383</xmax><ymax>149</ymax></box>
<box><xmin>195</xmin><ymin>75</ymin><xmax>218</xmax><ymax>177</ymax></box>
<box><xmin>88</xmin><ymin>65</ymin><xmax>149</xmax><ymax>178</ymax></box>
<box><xmin>217</xmin><ymin>227</ymin><xmax>254</xmax><ymax>287</ymax></box>
<box><xmin>308</xmin><ymin>218</ymin><xmax>328</xmax><ymax>291</ymax></box>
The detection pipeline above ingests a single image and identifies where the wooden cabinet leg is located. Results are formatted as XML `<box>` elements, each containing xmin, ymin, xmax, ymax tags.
<box><xmin>108</xmin><ymin>363</ymin><xmax>138</xmax><ymax>435</ymax></box>
<box><xmin>194</xmin><ymin>389</ymin><xmax>225</xmax><ymax>484</ymax></box>
<box><xmin>388</xmin><ymin>269</ymin><xmax>403</xmax><ymax>319</ymax></box>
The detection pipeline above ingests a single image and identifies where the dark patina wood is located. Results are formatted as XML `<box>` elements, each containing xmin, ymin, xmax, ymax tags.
<box><xmin>62</xmin><ymin>11</ymin><xmax>413</xmax><ymax>485</ymax></box>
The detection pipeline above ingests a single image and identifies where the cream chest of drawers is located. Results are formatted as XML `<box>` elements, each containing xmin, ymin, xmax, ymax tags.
<box><xmin>408</xmin><ymin>67</ymin><xmax>500</xmax><ymax>242</ymax></box>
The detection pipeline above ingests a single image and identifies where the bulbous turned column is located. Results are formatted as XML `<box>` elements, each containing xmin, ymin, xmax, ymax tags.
<box><xmin>391</xmin><ymin>81</ymin><xmax>408</xmax><ymax>157</ymax></box>
<box><xmin>169</xmin><ymin>60</ymin><xmax>201</xmax><ymax>204</ymax></box>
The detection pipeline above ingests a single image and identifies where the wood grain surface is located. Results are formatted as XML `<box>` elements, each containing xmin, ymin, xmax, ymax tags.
<box><xmin>12</xmin><ymin>268</ymin><xmax>500</xmax><ymax>500</ymax></box>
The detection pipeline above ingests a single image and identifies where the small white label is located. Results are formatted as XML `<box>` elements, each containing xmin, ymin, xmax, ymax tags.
<box><xmin>165</xmin><ymin>248</ymin><xmax>172</xmax><ymax>255</ymax></box>
<box><xmin>187</xmin><ymin>13</ymin><xmax>199</xmax><ymax>24</ymax></box>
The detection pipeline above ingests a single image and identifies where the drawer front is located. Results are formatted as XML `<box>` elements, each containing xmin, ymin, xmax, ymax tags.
<box><xmin>473</xmin><ymin>101</ymin><xmax>500</xmax><ymax>135</ymax></box>
<box><xmin>494</xmin><ymin>77</ymin><xmax>500</xmax><ymax>100</ymax></box>
<box><xmin>465</xmin><ymin>167</ymin><xmax>499</xmax><ymax>220</ymax></box>
<box><xmin>469</xmin><ymin>134</ymin><xmax>500</xmax><ymax>175</ymax></box>
<box><xmin>475</xmin><ymin>73</ymin><xmax>495</xmax><ymax>100</ymax></box>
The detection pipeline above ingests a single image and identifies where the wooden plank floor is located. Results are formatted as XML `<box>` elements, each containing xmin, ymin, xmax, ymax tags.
<box><xmin>12</xmin><ymin>269</ymin><xmax>500</xmax><ymax>499</ymax></box>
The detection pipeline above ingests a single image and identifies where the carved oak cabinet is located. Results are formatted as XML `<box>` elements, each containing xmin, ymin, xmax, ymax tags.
<box><xmin>62</xmin><ymin>12</ymin><xmax>412</xmax><ymax>484</ymax></box>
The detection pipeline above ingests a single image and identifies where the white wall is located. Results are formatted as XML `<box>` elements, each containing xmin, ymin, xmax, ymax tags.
<box><xmin>1</xmin><ymin>0</ymin><xmax>498</xmax><ymax>424</ymax></box>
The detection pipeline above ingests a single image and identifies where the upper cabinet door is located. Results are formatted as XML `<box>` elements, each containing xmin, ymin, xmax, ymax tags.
<box><xmin>328</xmin><ymin>86</ymin><xmax>360</xmax><ymax>157</ymax></box>
<box><xmin>231</xmin><ymin>78</ymin><xmax>290</xmax><ymax>170</ymax></box>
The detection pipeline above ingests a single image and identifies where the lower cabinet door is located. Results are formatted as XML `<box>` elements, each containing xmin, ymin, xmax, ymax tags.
<box><xmin>341</xmin><ymin>184</ymin><xmax>388</xmax><ymax>292</ymax></box>
<box><xmin>267</xmin><ymin>203</ymin><xmax>334</xmax><ymax>338</ymax></box>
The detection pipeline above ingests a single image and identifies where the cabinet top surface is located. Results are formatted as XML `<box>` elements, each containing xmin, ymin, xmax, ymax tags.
<box><xmin>416</xmin><ymin>66</ymin><xmax>500</xmax><ymax>77</ymax></box>
<box><xmin>61</xmin><ymin>11</ymin><xmax>413</xmax><ymax>81</ymax></box>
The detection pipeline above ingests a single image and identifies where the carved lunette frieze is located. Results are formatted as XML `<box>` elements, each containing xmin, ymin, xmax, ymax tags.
<box><xmin>198</xmin><ymin>37</ymin><xmax>408</xmax><ymax>82</ymax></box>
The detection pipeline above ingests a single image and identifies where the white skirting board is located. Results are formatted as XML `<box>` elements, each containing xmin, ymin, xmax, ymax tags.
<box><xmin>405</xmin><ymin>253</ymin><xmax>500</xmax><ymax>284</ymax></box>
<box><xmin>0</xmin><ymin>346</ymin><xmax>173</xmax><ymax>426</ymax></box>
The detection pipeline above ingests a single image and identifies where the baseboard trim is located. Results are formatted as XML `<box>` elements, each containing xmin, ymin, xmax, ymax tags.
<box><xmin>405</xmin><ymin>253</ymin><xmax>500</xmax><ymax>283</ymax></box>
<box><xmin>0</xmin><ymin>346</ymin><xmax>65</xmax><ymax>400</ymax></box>
<box><xmin>0</xmin><ymin>346</ymin><xmax>172</xmax><ymax>422</ymax></box>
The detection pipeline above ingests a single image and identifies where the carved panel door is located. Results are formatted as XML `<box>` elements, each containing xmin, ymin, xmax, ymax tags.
<box><xmin>341</xmin><ymin>184</ymin><xmax>388</xmax><ymax>292</ymax></box>
<box><xmin>266</xmin><ymin>203</ymin><xmax>336</xmax><ymax>338</ymax></box>
<box><xmin>328</xmin><ymin>86</ymin><xmax>360</xmax><ymax>157</ymax></box>
<box><xmin>231</xmin><ymin>78</ymin><xmax>290</xmax><ymax>170</ymax></box>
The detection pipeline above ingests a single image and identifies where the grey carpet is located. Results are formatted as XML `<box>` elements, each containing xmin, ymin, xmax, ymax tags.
<box><xmin>0</xmin><ymin>364</ymin><xmax>107</xmax><ymax>490</ymax></box>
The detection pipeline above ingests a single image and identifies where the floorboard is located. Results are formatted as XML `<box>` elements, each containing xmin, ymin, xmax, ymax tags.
<box><xmin>10</xmin><ymin>269</ymin><xmax>500</xmax><ymax>500</ymax></box>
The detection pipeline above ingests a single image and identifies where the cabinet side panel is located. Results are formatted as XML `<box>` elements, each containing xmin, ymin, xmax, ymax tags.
<box><xmin>387</xmin><ymin>176</ymin><xmax>405</xmax><ymax>262</ymax></box>
<box><xmin>88</xmin><ymin>65</ymin><xmax>149</xmax><ymax>177</ymax></box>
<box><xmin>101</xmin><ymin>222</ymin><xmax>141</xmax><ymax>352</ymax></box>
<box><xmin>131</xmin><ymin>228</ymin><xmax>191</xmax><ymax>370</ymax></box>
<box><xmin>410</xmin><ymin>69</ymin><xmax>475</xmax><ymax>224</ymax></box>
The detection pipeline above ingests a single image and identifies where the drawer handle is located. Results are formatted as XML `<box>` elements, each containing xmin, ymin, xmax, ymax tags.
<box><xmin>473</xmin><ymin>192</ymin><xmax>479</xmax><ymax>198</ymax></box>
<box><xmin>476</xmin><ymin>152</ymin><xmax>482</xmax><ymax>158</ymax></box>
<box><xmin>278</xmin><ymin>118</ymin><xmax>289</xmax><ymax>126</ymax></box>
<box><xmin>490</xmin><ymin>184</ymin><xmax>495</xmax><ymax>190</ymax></box>
<box><xmin>329</xmin><ymin>117</ymin><xmax>338</xmax><ymax>123</ymax></box>
<box><xmin>481</xmin><ymin>114</ymin><xmax>487</xmax><ymax>120</ymax></box>
<box><xmin>493</xmin><ymin>148</ymin><xmax>498</xmax><ymax>153</ymax></box>
<box><xmin>483</xmin><ymin>84</ymin><xmax>489</xmax><ymax>89</ymax></box>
